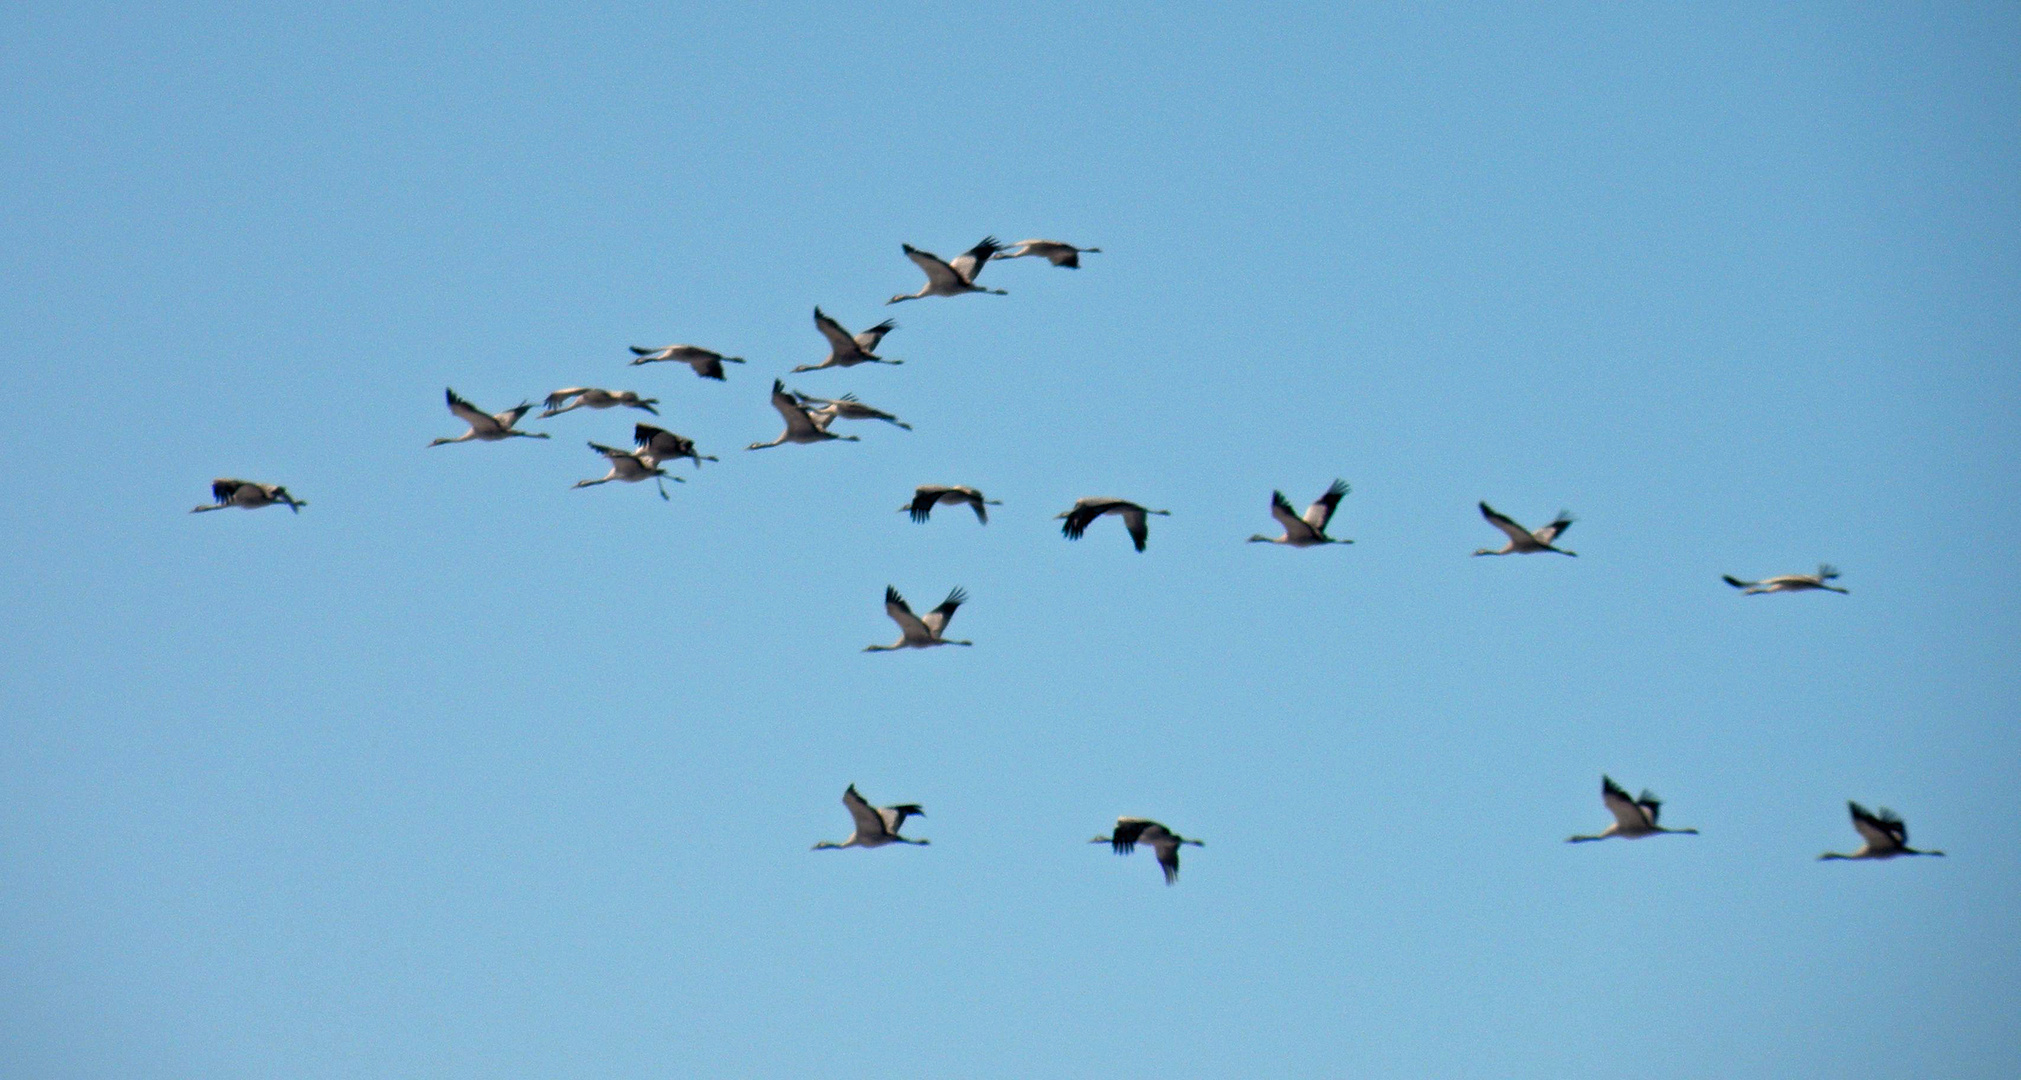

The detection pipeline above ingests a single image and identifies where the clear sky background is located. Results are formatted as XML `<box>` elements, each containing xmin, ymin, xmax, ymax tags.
<box><xmin>4</xmin><ymin>3</ymin><xmax>2018</xmax><ymax>1077</ymax></box>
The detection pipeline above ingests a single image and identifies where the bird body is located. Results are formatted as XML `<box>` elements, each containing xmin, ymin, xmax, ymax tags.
<box><xmin>1090</xmin><ymin>817</ymin><xmax>1202</xmax><ymax>885</ymax></box>
<box><xmin>793</xmin><ymin>308</ymin><xmax>900</xmax><ymax>372</ymax></box>
<box><xmin>633</xmin><ymin>424</ymin><xmax>717</xmax><ymax>469</ymax></box>
<box><xmin>1249</xmin><ymin>480</ymin><xmax>1351</xmax><ymax>546</ymax></box>
<box><xmin>994</xmin><ymin>238</ymin><xmax>1102</xmax><ymax>268</ymax></box>
<box><xmin>628</xmin><ymin>344</ymin><xmax>745</xmax><ymax>380</ymax></box>
<box><xmin>540</xmin><ymin>387</ymin><xmax>658</xmax><ymax>417</ymax></box>
<box><xmin>191</xmin><ymin>479</ymin><xmax>304</xmax><ymax>514</ymax></box>
<box><xmin>812</xmin><ymin>785</ymin><xmax>928</xmax><ymax>849</ymax></box>
<box><xmin>1475</xmin><ymin>502</ymin><xmax>1576</xmax><ymax>556</ymax></box>
<box><xmin>429</xmin><ymin>388</ymin><xmax>551</xmax><ymax>446</ymax></box>
<box><xmin>903</xmin><ymin>485</ymin><xmax>1001</xmax><ymax>524</ymax></box>
<box><xmin>865</xmin><ymin>586</ymin><xmax>972</xmax><ymax>651</ymax></box>
<box><xmin>1567</xmin><ymin>776</ymin><xmax>1699</xmax><ymax>842</ymax></box>
<box><xmin>1724</xmin><ymin>565</ymin><xmax>1849</xmax><ymax>595</ymax></box>
<box><xmin>748</xmin><ymin>380</ymin><xmax>861</xmax><ymax>450</ymax></box>
<box><xmin>888</xmin><ymin>238</ymin><xmax>1008</xmax><ymax>303</ymax></box>
<box><xmin>574</xmin><ymin>441</ymin><xmax>680</xmax><ymax>500</ymax></box>
<box><xmin>1058</xmin><ymin>497</ymin><xmax>1170</xmax><ymax>552</ymax></box>
<box><xmin>1820</xmin><ymin>802</ymin><xmax>1943</xmax><ymax>860</ymax></box>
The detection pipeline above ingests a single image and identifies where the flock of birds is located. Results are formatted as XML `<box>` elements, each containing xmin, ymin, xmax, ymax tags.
<box><xmin>191</xmin><ymin>235</ymin><xmax>1936</xmax><ymax>885</ymax></box>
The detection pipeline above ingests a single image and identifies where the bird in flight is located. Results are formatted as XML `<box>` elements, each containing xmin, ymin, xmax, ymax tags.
<box><xmin>1723</xmin><ymin>565</ymin><xmax>1849</xmax><ymax>595</ymax></box>
<box><xmin>792</xmin><ymin>390</ymin><xmax>912</xmax><ymax>431</ymax></box>
<box><xmin>191</xmin><ymin>479</ymin><xmax>305</xmax><ymax>514</ymax></box>
<box><xmin>1090</xmin><ymin>818</ymin><xmax>1203</xmax><ymax>885</ymax></box>
<box><xmin>573</xmin><ymin>441</ymin><xmax>679</xmax><ymax>500</ymax></box>
<box><xmin>429</xmin><ymin>388</ymin><xmax>551</xmax><ymax>447</ymax></box>
<box><xmin>792</xmin><ymin>308</ymin><xmax>900</xmax><ymax>373</ymax></box>
<box><xmin>1248</xmin><ymin>480</ymin><xmax>1351</xmax><ymax>547</ymax></box>
<box><xmin>747</xmin><ymin>380</ymin><xmax>860</xmax><ymax>450</ymax></box>
<box><xmin>903</xmin><ymin>485</ymin><xmax>1001</xmax><ymax>525</ymax></box>
<box><xmin>1474</xmin><ymin>502</ymin><xmax>1576</xmax><ymax>556</ymax></box>
<box><xmin>632</xmin><ymin>424</ymin><xmax>717</xmax><ymax>470</ymax></box>
<box><xmin>540</xmin><ymin>387</ymin><xmax>659</xmax><ymax>417</ymax></box>
<box><xmin>864</xmin><ymin>586</ymin><xmax>972</xmax><ymax>652</ymax></box>
<box><xmin>1058</xmin><ymin>497</ymin><xmax>1170</xmax><ymax>552</ymax></box>
<box><xmin>1820</xmin><ymin>802</ymin><xmax>1943</xmax><ymax>860</ymax></box>
<box><xmin>628</xmin><ymin>343</ymin><xmax>745</xmax><ymax>381</ymax></box>
<box><xmin>1566</xmin><ymin>776</ymin><xmax>1699</xmax><ymax>843</ymax></box>
<box><xmin>993</xmin><ymin>238</ymin><xmax>1102</xmax><ymax>268</ymax></box>
<box><xmin>811</xmin><ymin>785</ymin><xmax>928</xmax><ymax>850</ymax></box>
<box><xmin>888</xmin><ymin>237</ymin><xmax>1008</xmax><ymax>303</ymax></box>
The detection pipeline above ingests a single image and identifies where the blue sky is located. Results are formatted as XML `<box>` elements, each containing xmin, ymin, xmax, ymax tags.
<box><xmin>4</xmin><ymin>3</ymin><xmax>2018</xmax><ymax>1077</ymax></box>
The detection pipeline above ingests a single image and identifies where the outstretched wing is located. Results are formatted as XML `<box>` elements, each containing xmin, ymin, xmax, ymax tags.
<box><xmin>1269</xmin><ymin>491</ymin><xmax>1312</xmax><ymax>539</ymax></box>
<box><xmin>947</xmin><ymin>236</ymin><xmax>1003</xmax><ymax>284</ymax></box>
<box><xmin>854</xmin><ymin>319</ymin><xmax>896</xmax><ymax>352</ymax></box>
<box><xmin>959</xmin><ymin>488</ymin><xmax>990</xmax><ymax>524</ymax></box>
<box><xmin>903</xmin><ymin>244</ymin><xmax>967</xmax><ymax>291</ymax></box>
<box><xmin>1722</xmin><ymin>575</ymin><xmax>1755</xmax><ymax>589</ymax></box>
<box><xmin>1817</xmin><ymin>563</ymin><xmax>1840</xmax><ymax>581</ymax></box>
<box><xmin>1478</xmin><ymin>502</ymin><xmax>1532</xmax><ymax>544</ymax></box>
<box><xmin>1109</xmin><ymin>817</ymin><xmax>1155</xmax><ymax>855</ymax></box>
<box><xmin>1042</xmin><ymin>242</ymin><xmax>1086</xmax><ymax>267</ymax></box>
<box><xmin>1636</xmin><ymin>790</ymin><xmax>1663</xmax><ymax>825</ymax></box>
<box><xmin>1149</xmin><ymin>833</ymin><xmax>1183</xmax><ymax>885</ymax></box>
<box><xmin>1305</xmin><ymin>480</ymin><xmax>1350</xmax><ymax>530</ymax></box>
<box><xmin>1601</xmin><ymin>776</ymin><xmax>1646</xmax><ymax>831</ymax></box>
<box><xmin>884</xmin><ymin>585</ymin><xmax>930</xmax><ymax>641</ymax></box>
<box><xmin>543</xmin><ymin>388</ymin><xmax>590</xmax><ymax>412</ymax></box>
<box><xmin>770</xmin><ymin>380</ymin><xmax>823</xmax><ymax>438</ymax></box>
<box><xmin>1121</xmin><ymin>507</ymin><xmax>1152</xmax><ymax>552</ymax></box>
<box><xmin>210</xmin><ymin>478</ymin><xmax>246</xmax><ymax>503</ymax></box>
<box><xmin>842</xmin><ymin>785</ymin><xmax>891</xmax><ymax>842</ymax></box>
<box><xmin>493</xmin><ymin>402</ymin><xmax>535</xmax><ymax>429</ymax></box>
<box><xmin>920</xmin><ymin>587</ymin><xmax>966</xmax><ymax>636</ymax></box>
<box><xmin>445</xmin><ymin>388</ymin><xmax>500</xmax><ymax>433</ymax></box>
<box><xmin>634</xmin><ymin>423</ymin><xmax>672</xmax><ymax>454</ymax></box>
<box><xmin>881</xmin><ymin>803</ymin><xmax>925</xmax><ymax>834</ymax></box>
<box><xmin>1535</xmin><ymin>511</ymin><xmax>1576</xmax><ymax>545</ymax></box>
<box><xmin>1060</xmin><ymin>500</ymin><xmax>1109</xmax><ymax>541</ymax></box>
<box><xmin>1849</xmin><ymin>802</ymin><xmax>1906</xmax><ymax>849</ymax></box>
<box><xmin>812</xmin><ymin>307</ymin><xmax>860</xmax><ymax>359</ymax></box>
<box><xmin>908</xmin><ymin>486</ymin><xmax>945</xmax><ymax>523</ymax></box>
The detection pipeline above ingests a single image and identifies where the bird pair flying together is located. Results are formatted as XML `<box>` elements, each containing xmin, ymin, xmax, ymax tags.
<box><xmin>571</xmin><ymin>425</ymin><xmax>718</xmax><ymax>500</ymax></box>
<box><xmin>886</xmin><ymin>236</ymin><xmax>1102</xmax><ymax>304</ymax></box>
<box><xmin>748</xmin><ymin>381</ymin><xmax>910</xmax><ymax>450</ymax></box>
<box><xmin>1565</xmin><ymin>777</ymin><xmax>1941</xmax><ymax>860</ymax></box>
<box><xmin>812</xmin><ymin>788</ymin><xmax>1203</xmax><ymax>887</ymax></box>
